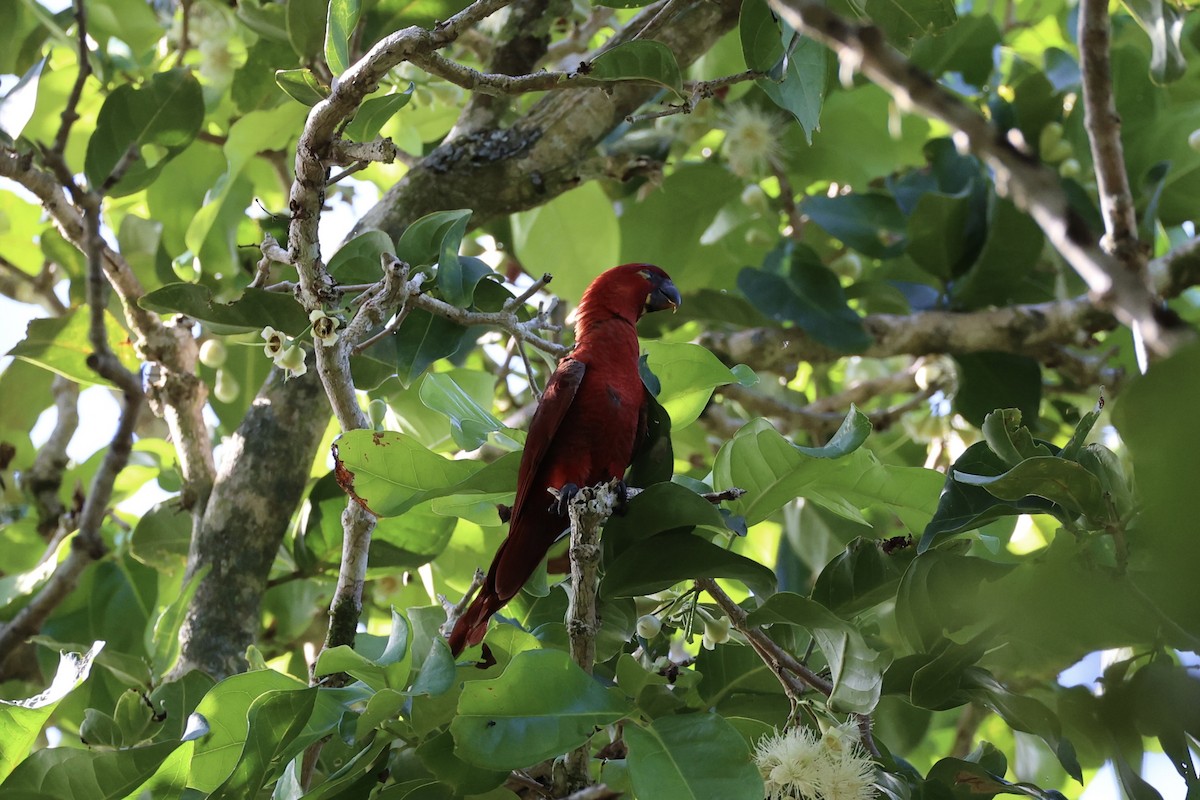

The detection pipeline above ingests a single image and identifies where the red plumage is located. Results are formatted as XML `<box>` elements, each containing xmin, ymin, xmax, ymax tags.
<box><xmin>448</xmin><ymin>264</ymin><xmax>681</xmax><ymax>655</ymax></box>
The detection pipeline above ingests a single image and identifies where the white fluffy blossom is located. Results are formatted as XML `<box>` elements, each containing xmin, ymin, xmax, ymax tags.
<box><xmin>721</xmin><ymin>104</ymin><xmax>785</xmax><ymax>179</ymax></box>
<box><xmin>754</xmin><ymin>723</ymin><xmax>877</xmax><ymax>800</ymax></box>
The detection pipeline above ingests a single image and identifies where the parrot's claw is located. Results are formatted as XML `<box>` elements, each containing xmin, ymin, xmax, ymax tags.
<box><xmin>550</xmin><ymin>483</ymin><xmax>580</xmax><ymax>516</ymax></box>
<box><xmin>613</xmin><ymin>479</ymin><xmax>631</xmax><ymax>516</ymax></box>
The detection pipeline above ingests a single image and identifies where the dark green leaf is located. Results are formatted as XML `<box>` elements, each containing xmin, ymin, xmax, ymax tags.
<box><xmin>602</xmin><ymin>529</ymin><xmax>777</xmax><ymax>598</ymax></box>
<box><xmin>919</xmin><ymin>441</ymin><xmax>1060</xmax><ymax>551</ymax></box>
<box><xmin>953</xmin><ymin>456</ymin><xmax>1106</xmax><ymax>522</ymax></box>
<box><xmin>865</xmin><ymin>0</ymin><xmax>957</xmax><ymax>46</ymax></box>
<box><xmin>910</xmin><ymin>14</ymin><xmax>1001</xmax><ymax>87</ymax></box>
<box><xmin>602</xmin><ymin>481</ymin><xmax>729</xmax><ymax>560</ymax></box>
<box><xmin>905</xmin><ymin>190</ymin><xmax>973</xmax><ymax>280</ymax></box>
<box><xmin>589</xmin><ymin>41</ymin><xmax>684</xmax><ymax>97</ymax></box>
<box><xmin>625</xmin><ymin>713</ymin><xmax>764</xmax><ymax>800</ymax></box>
<box><xmin>84</xmin><ymin>69</ymin><xmax>203</xmax><ymax>196</ymax></box>
<box><xmin>952</xmin><ymin>352</ymin><xmax>1041</xmax><ymax>428</ymax></box>
<box><xmin>389</xmin><ymin>307</ymin><xmax>474</xmax><ymax>387</ymax></box>
<box><xmin>737</xmin><ymin>257</ymin><xmax>872</xmax><ymax>353</ymax></box>
<box><xmin>415</xmin><ymin>730</ymin><xmax>508</xmax><ymax>795</ymax></box>
<box><xmin>140</xmin><ymin>283</ymin><xmax>310</xmax><ymax>335</ymax></box>
<box><xmin>450</xmin><ymin>649</ymin><xmax>631</xmax><ymax>770</ymax></box>
<box><xmin>812</xmin><ymin>536</ymin><xmax>914</xmax><ymax>617</ymax></box>
<box><xmin>1059</xmin><ymin>402</ymin><xmax>1102</xmax><ymax>461</ymax></box>
<box><xmin>802</xmin><ymin>193</ymin><xmax>907</xmax><ymax>259</ymax></box>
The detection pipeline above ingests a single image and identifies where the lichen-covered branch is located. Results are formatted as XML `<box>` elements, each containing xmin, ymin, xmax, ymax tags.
<box><xmin>767</xmin><ymin>0</ymin><xmax>1191</xmax><ymax>358</ymax></box>
<box><xmin>20</xmin><ymin>377</ymin><xmax>79</xmax><ymax>537</ymax></box>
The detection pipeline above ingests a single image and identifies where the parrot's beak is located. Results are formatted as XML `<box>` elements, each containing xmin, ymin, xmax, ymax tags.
<box><xmin>646</xmin><ymin>278</ymin><xmax>682</xmax><ymax>314</ymax></box>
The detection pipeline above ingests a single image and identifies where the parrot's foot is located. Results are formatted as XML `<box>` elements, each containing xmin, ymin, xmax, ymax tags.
<box><xmin>613</xmin><ymin>479</ymin><xmax>631</xmax><ymax>516</ymax></box>
<box><xmin>549</xmin><ymin>483</ymin><xmax>580</xmax><ymax>516</ymax></box>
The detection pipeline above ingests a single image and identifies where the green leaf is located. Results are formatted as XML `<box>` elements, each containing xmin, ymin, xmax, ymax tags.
<box><xmin>1123</xmin><ymin>0</ymin><xmax>1186</xmax><ymax>84</ymax></box>
<box><xmin>904</xmin><ymin>190</ymin><xmax>973</xmax><ymax>279</ymax></box>
<box><xmin>184</xmin><ymin>104</ymin><xmax>309</xmax><ymax>259</ymax></box>
<box><xmin>512</xmin><ymin>183</ymin><xmax>620</xmax><ymax>302</ymax></box>
<box><xmin>129</xmin><ymin>501</ymin><xmax>192</xmax><ymax>568</ymax></box>
<box><xmin>209</xmin><ymin>688</ymin><xmax>318</xmax><ymax>799</ymax></box>
<box><xmin>802</xmin><ymin>193</ymin><xmax>907</xmax><ymax>259</ymax></box>
<box><xmin>641</xmin><ymin>341</ymin><xmax>754</xmax><ymax>428</ymax></box>
<box><xmin>625</xmin><ymin>713</ymin><xmax>764</xmax><ymax>800</ymax></box>
<box><xmin>275</xmin><ymin>68</ymin><xmax>330</xmax><ymax>105</ymax></box>
<box><xmin>910</xmin><ymin>14</ymin><xmax>1001</xmax><ymax>87</ymax></box>
<box><xmin>952</xmin><ymin>351</ymin><xmax>1042</xmax><ymax>428</ymax></box>
<box><xmin>332</xmin><ymin>430</ymin><xmax>518</xmax><ymax>517</ymax></box>
<box><xmin>811</xmin><ymin>536</ymin><xmax>914</xmax><ymax>618</ymax></box>
<box><xmin>0</xmin><ymin>642</ymin><xmax>105</xmax><ymax>783</ymax></box>
<box><xmin>0</xmin><ymin>740</ymin><xmax>183</xmax><ymax>798</ymax></box>
<box><xmin>433</xmin><ymin>212</ymin><xmax>475</xmax><ymax>308</ymax></box>
<box><xmin>415</xmin><ymin>730</ymin><xmax>509</xmax><ymax>795</ymax></box>
<box><xmin>747</xmin><ymin>593</ymin><xmax>891</xmax><ymax>713</ymax></box>
<box><xmin>865</xmin><ymin>0</ymin><xmax>957</xmax><ymax>46</ymax></box>
<box><xmin>1059</xmin><ymin>401</ymin><xmax>1102</xmax><ymax>462</ymax></box>
<box><xmin>139</xmin><ymin>283</ymin><xmax>310</xmax><ymax>335</ymax></box>
<box><xmin>315</xmin><ymin>609</ymin><xmax>412</xmax><ymax>690</ymax></box>
<box><xmin>84</xmin><ymin>68</ymin><xmax>203</xmax><ymax>196</ymax></box>
<box><xmin>712</xmin><ymin>418</ymin><xmax>942</xmax><ymax>531</ymax></box>
<box><xmin>419</xmin><ymin>371</ymin><xmax>509</xmax><ymax>451</ymax></box>
<box><xmin>450</xmin><ymin>649</ymin><xmax>632</xmax><ymax>770</ymax></box>
<box><xmin>589</xmin><ymin>41</ymin><xmax>684</xmax><ymax>97</ymax></box>
<box><xmin>325</xmin><ymin>0</ymin><xmax>362</xmax><ymax>75</ymax></box>
<box><xmin>151</xmin><ymin>566</ymin><xmax>209</xmax><ymax>678</ymax></box>
<box><xmin>0</xmin><ymin>190</ymin><xmax>44</xmax><ymax>275</ymax></box>
<box><xmin>345</xmin><ymin>85</ymin><xmax>414</xmax><ymax>141</ymax></box>
<box><xmin>328</xmin><ymin>229</ymin><xmax>396</xmax><ymax>283</ymax></box>
<box><xmin>603</xmin><ymin>481</ymin><xmax>730</xmax><ymax>560</ymax></box>
<box><xmin>737</xmin><ymin>252</ymin><xmax>872</xmax><ymax>352</ymax></box>
<box><xmin>7</xmin><ymin>310</ymin><xmax>141</xmax><ymax>387</ymax></box>
<box><xmin>287</xmin><ymin>0</ymin><xmax>327</xmax><ymax>59</ymax></box>
<box><xmin>395</xmin><ymin>209</ymin><xmax>473</xmax><ymax>269</ymax></box>
<box><xmin>188</xmin><ymin>669</ymin><xmax>310</xmax><ymax>792</ymax></box>
<box><xmin>384</xmin><ymin>306</ymin><xmax>474</xmax><ymax>387</ymax></box>
<box><xmin>953</xmin><ymin>456</ymin><xmax>1107</xmax><ymax>523</ymax></box>
<box><xmin>741</xmin><ymin>0</ymin><xmax>826</xmax><ymax>140</ymax></box>
<box><xmin>980</xmin><ymin>408</ymin><xmax>1053</xmax><ymax>468</ymax></box>
<box><xmin>603</xmin><ymin>529</ymin><xmax>777</xmax><ymax>598</ymax></box>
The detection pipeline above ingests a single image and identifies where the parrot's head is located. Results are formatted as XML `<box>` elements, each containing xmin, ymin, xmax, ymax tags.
<box><xmin>578</xmin><ymin>264</ymin><xmax>681</xmax><ymax>328</ymax></box>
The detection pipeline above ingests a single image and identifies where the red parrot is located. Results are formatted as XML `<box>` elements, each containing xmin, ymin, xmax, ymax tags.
<box><xmin>448</xmin><ymin>264</ymin><xmax>681</xmax><ymax>655</ymax></box>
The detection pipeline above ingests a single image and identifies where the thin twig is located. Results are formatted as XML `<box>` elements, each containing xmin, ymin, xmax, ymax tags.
<box><xmin>52</xmin><ymin>0</ymin><xmax>90</xmax><ymax>158</ymax></box>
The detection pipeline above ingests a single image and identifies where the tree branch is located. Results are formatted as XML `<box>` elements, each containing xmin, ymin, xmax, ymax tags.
<box><xmin>20</xmin><ymin>377</ymin><xmax>79</xmax><ymax>537</ymax></box>
<box><xmin>767</xmin><ymin>0</ymin><xmax>1191</xmax><ymax>359</ymax></box>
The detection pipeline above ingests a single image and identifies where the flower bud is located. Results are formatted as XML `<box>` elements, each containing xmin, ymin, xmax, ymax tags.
<box><xmin>199</xmin><ymin>339</ymin><xmax>227</xmax><ymax>368</ymax></box>
<box><xmin>636</xmin><ymin>614</ymin><xmax>663</xmax><ymax>639</ymax></box>
<box><xmin>213</xmin><ymin>369</ymin><xmax>239</xmax><ymax>403</ymax></box>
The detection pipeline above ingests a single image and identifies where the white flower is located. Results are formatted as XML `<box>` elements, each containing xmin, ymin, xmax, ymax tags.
<box><xmin>276</xmin><ymin>345</ymin><xmax>308</xmax><ymax>379</ymax></box>
<box><xmin>754</xmin><ymin>724</ymin><xmax>878</xmax><ymax>800</ymax></box>
<box><xmin>309</xmin><ymin>309</ymin><xmax>341</xmax><ymax>346</ymax></box>
<box><xmin>261</xmin><ymin>326</ymin><xmax>288</xmax><ymax>361</ymax></box>
<box><xmin>701</xmin><ymin>615</ymin><xmax>731</xmax><ymax>650</ymax></box>
<box><xmin>721</xmin><ymin>104</ymin><xmax>784</xmax><ymax>180</ymax></box>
